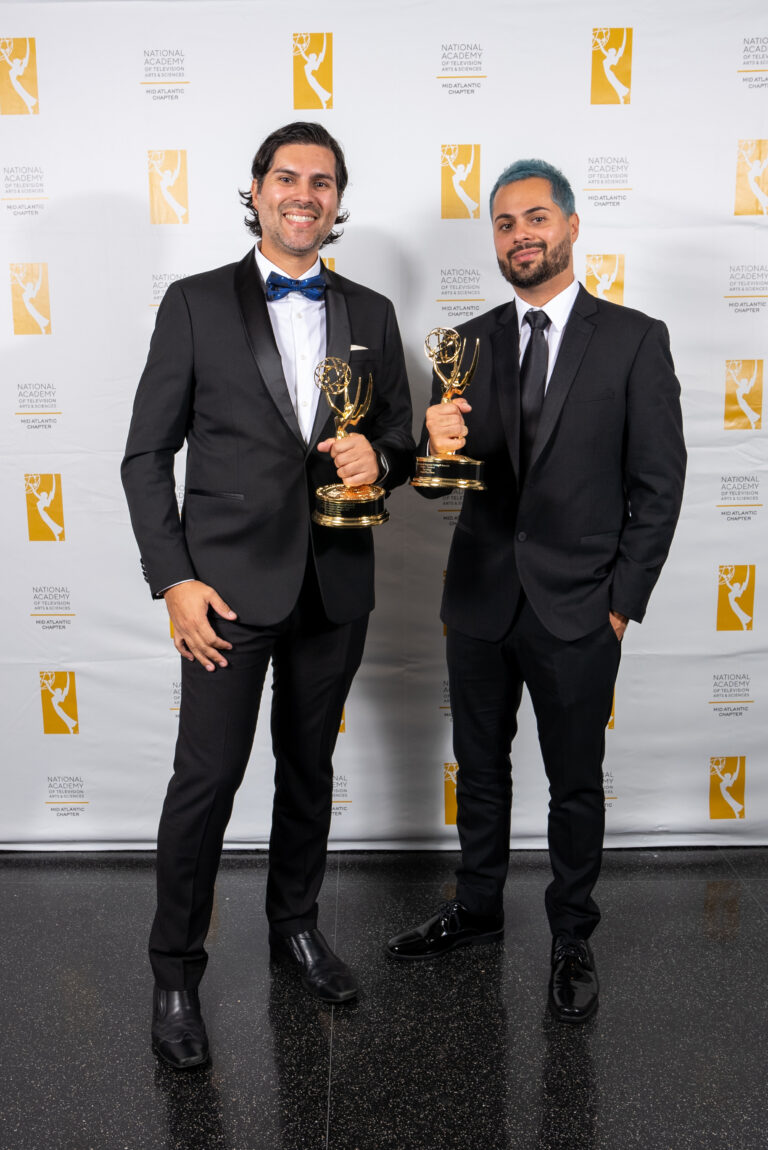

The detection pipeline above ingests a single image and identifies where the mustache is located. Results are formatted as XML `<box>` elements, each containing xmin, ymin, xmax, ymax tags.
<box><xmin>281</xmin><ymin>201</ymin><xmax>319</xmax><ymax>217</ymax></box>
<box><xmin>508</xmin><ymin>241</ymin><xmax>546</xmax><ymax>257</ymax></box>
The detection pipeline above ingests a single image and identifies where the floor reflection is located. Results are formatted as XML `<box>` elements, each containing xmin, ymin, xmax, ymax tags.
<box><xmin>537</xmin><ymin>1011</ymin><xmax>598</xmax><ymax>1149</ymax></box>
<box><xmin>268</xmin><ymin>964</ymin><xmax>334</xmax><ymax>1149</ymax></box>
<box><xmin>327</xmin><ymin>946</ymin><xmax>512</xmax><ymax>1149</ymax></box>
<box><xmin>154</xmin><ymin>1060</ymin><xmax>229</xmax><ymax>1150</ymax></box>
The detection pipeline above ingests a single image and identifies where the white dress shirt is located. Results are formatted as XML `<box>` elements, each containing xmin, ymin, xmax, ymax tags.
<box><xmin>254</xmin><ymin>244</ymin><xmax>326</xmax><ymax>442</ymax></box>
<box><xmin>513</xmin><ymin>278</ymin><xmax>580</xmax><ymax>391</ymax></box>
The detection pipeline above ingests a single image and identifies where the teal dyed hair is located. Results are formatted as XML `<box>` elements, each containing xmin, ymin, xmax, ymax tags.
<box><xmin>489</xmin><ymin>159</ymin><xmax>575</xmax><ymax>218</ymax></box>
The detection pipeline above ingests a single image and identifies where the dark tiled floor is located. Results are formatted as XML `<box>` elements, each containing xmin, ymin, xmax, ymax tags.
<box><xmin>1</xmin><ymin>848</ymin><xmax>767</xmax><ymax>1149</ymax></box>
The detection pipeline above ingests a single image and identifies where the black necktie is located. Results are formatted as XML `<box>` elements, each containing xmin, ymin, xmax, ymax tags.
<box><xmin>265</xmin><ymin>271</ymin><xmax>326</xmax><ymax>301</ymax></box>
<box><xmin>519</xmin><ymin>309</ymin><xmax>551</xmax><ymax>479</ymax></box>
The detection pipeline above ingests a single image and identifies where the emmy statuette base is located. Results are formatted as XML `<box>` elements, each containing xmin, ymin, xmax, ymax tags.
<box><xmin>312</xmin><ymin>483</ymin><xmax>389</xmax><ymax>528</ymax></box>
<box><xmin>411</xmin><ymin>454</ymin><xmax>486</xmax><ymax>492</ymax></box>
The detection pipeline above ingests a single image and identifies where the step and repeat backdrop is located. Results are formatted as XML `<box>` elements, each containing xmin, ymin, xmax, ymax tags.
<box><xmin>1</xmin><ymin>0</ymin><xmax>766</xmax><ymax>849</ymax></box>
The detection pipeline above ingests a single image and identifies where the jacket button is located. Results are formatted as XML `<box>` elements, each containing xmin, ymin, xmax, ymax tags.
<box><xmin>517</xmin><ymin>531</ymin><xmax>527</xmax><ymax>542</ymax></box>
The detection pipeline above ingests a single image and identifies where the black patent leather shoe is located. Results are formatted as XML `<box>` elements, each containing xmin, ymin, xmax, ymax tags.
<box><xmin>548</xmin><ymin>937</ymin><xmax>599</xmax><ymax>1023</ymax></box>
<box><xmin>269</xmin><ymin>928</ymin><xmax>358</xmax><ymax>1003</ymax></box>
<box><xmin>151</xmin><ymin>987</ymin><xmax>209</xmax><ymax>1069</ymax></box>
<box><xmin>386</xmin><ymin>900</ymin><xmax>504</xmax><ymax>960</ymax></box>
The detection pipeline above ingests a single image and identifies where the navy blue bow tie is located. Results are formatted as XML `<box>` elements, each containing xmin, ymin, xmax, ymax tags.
<box><xmin>265</xmin><ymin>271</ymin><xmax>326</xmax><ymax>302</ymax></box>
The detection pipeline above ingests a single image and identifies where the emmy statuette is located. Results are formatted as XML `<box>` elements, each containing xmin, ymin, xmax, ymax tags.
<box><xmin>312</xmin><ymin>357</ymin><xmax>389</xmax><ymax>528</ymax></box>
<box><xmin>411</xmin><ymin>327</ymin><xmax>485</xmax><ymax>491</ymax></box>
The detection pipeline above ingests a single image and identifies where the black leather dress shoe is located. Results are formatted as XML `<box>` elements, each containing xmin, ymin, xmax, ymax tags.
<box><xmin>269</xmin><ymin>928</ymin><xmax>358</xmax><ymax>1003</ymax></box>
<box><xmin>151</xmin><ymin>987</ymin><xmax>209</xmax><ymax>1069</ymax></box>
<box><xmin>386</xmin><ymin>900</ymin><xmax>504</xmax><ymax>960</ymax></box>
<box><xmin>548</xmin><ymin>937</ymin><xmax>599</xmax><ymax>1023</ymax></box>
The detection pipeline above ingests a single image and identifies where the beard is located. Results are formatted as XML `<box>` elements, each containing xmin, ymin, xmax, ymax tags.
<box><xmin>497</xmin><ymin>233</ymin><xmax>572</xmax><ymax>289</ymax></box>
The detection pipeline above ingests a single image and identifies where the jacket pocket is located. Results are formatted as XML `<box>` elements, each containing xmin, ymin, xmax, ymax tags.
<box><xmin>187</xmin><ymin>489</ymin><xmax>244</xmax><ymax>501</ymax></box>
<box><xmin>580</xmin><ymin>529</ymin><xmax>620</xmax><ymax>544</ymax></box>
<box><xmin>573</xmin><ymin>390</ymin><xmax>614</xmax><ymax>404</ymax></box>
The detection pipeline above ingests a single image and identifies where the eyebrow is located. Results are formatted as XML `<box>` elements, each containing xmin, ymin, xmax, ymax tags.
<box><xmin>494</xmin><ymin>205</ymin><xmax>551</xmax><ymax>223</ymax></box>
<box><xmin>271</xmin><ymin>166</ymin><xmax>336</xmax><ymax>183</ymax></box>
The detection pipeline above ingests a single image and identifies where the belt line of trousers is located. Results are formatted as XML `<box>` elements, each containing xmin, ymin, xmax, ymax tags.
<box><xmin>149</xmin><ymin>561</ymin><xmax>369</xmax><ymax>989</ymax></box>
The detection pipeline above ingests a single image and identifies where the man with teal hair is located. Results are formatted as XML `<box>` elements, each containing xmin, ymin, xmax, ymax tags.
<box><xmin>389</xmin><ymin>158</ymin><xmax>686</xmax><ymax>1023</ymax></box>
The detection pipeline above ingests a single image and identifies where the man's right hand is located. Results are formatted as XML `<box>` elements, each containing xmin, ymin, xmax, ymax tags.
<box><xmin>164</xmin><ymin>580</ymin><xmax>237</xmax><ymax>671</ymax></box>
<box><xmin>425</xmin><ymin>397</ymin><xmax>472</xmax><ymax>455</ymax></box>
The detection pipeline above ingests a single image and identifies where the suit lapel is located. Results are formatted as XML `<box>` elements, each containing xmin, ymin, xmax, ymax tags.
<box><xmin>529</xmin><ymin>285</ymin><xmax>597</xmax><ymax>470</ymax></box>
<box><xmin>490</xmin><ymin>302</ymin><xmax>522</xmax><ymax>479</ymax></box>
<box><xmin>234</xmin><ymin>251</ymin><xmax>304</xmax><ymax>446</ymax></box>
<box><xmin>308</xmin><ymin>269</ymin><xmax>352</xmax><ymax>448</ymax></box>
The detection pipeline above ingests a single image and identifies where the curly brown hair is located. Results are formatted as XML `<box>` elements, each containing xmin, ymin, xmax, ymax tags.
<box><xmin>239</xmin><ymin>121</ymin><xmax>349</xmax><ymax>246</ymax></box>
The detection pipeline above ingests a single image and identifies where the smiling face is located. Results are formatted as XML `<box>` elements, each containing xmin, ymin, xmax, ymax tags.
<box><xmin>492</xmin><ymin>176</ymin><xmax>579</xmax><ymax>304</ymax></box>
<box><xmin>251</xmin><ymin>143</ymin><xmax>341</xmax><ymax>275</ymax></box>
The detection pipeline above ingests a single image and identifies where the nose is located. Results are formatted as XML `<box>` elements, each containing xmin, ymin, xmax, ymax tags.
<box><xmin>291</xmin><ymin>177</ymin><xmax>319</xmax><ymax>203</ymax></box>
<box><xmin>509</xmin><ymin>219</ymin><xmax>534</xmax><ymax>244</ymax></box>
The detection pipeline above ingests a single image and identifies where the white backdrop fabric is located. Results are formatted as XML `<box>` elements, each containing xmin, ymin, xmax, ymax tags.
<box><xmin>1</xmin><ymin>0</ymin><xmax>766</xmax><ymax>849</ymax></box>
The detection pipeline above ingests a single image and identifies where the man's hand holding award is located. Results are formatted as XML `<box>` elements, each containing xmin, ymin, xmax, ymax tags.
<box><xmin>411</xmin><ymin>327</ymin><xmax>485</xmax><ymax>491</ymax></box>
<box><xmin>313</xmin><ymin>357</ymin><xmax>389</xmax><ymax>527</ymax></box>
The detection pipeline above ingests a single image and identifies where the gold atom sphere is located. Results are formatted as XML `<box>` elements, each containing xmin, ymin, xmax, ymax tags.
<box><xmin>315</xmin><ymin>357</ymin><xmax>352</xmax><ymax>394</ymax></box>
<box><xmin>425</xmin><ymin>327</ymin><xmax>461</xmax><ymax>365</ymax></box>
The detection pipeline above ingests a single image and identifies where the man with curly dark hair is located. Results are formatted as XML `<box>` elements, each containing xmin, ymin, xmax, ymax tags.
<box><xmin>123</xmin><ymin>122</ymin><xmax>414</xmax><ymax>1069</ymax></box>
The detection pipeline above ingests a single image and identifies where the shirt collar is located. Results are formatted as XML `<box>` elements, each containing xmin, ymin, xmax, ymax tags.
<box><xmin>254</xmin><ymin>243</ymin><xmax>322</xmax><ymax>284</ymax></box>
<box><xmin>513</xmin><ymin>278</ymin><xmax>580</xmax><ymax>333</ymax></box>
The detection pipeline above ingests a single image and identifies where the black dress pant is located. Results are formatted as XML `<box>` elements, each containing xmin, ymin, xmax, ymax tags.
<box><xmin>149</xmin><ymin>563</ymin><xmax>369</xmax><ymax>989</ymax></box>
<box><xmin>447</xmin><ymin>598</ymin><xmax>621</xmax><ymax>941</ymax></box>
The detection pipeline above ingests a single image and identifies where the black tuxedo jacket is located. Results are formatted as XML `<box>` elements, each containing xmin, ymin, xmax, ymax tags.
<box><xmin>422</xmin><ymin>285</ymin><xmax>686</xmax><ymax>642</ymax></box>
<box><xmin>122</xmin><ymin>252</ymin><xmax>415</xmax><ymax>626</ymax></box>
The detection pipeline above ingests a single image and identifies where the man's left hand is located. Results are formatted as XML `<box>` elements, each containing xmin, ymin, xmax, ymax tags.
<box><xmin>609</xmin><ymin>611</ymin><xmax>629</xmax><ymax>641</ymax></box>
<box><xmin>317</xmin><ymin>433</ymin><xmax>379</xmax><ymax>486</ymax></box>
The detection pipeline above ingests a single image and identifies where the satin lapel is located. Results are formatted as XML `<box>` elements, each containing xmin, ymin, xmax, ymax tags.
<box><xmin>490</xmin><ymin>302</ymin><xmax>521</xmax><ymax>480</ymax></box>
<box><xmin>233</xmin><ymin>252</ymin><xmax>304</xmax><ymax>446</ymax></box>
<box><xmin>530</xmin><ymin>286</ymin><xmax>597</xmax><ymax>470</ymax></box>
<box><xmin>308</xmin><ymin>272</ymin><xmax>352</xmax><ymax>448</ymax></box>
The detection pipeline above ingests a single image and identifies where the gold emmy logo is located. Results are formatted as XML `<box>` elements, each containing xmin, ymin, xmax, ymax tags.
<box><xmin>724</xmin><ymin>361</ymin><xmax>762</xmax><ymax>430</ymax></box>
<box><xmin>40</xmin><ymin>671</ymin><xmax>79</xmax><ymax>734</ymax></box>
<box><xmin>339</xmin><ymin>707</ymin><xmax>346</xmax><ymax>733</ymax></box>
<box><xmin>716</xmin><ymin>565</ymin><xmax>755</xmax><ymax>631</ymax></box>
<box><xmin>292</xmin><ymin>33</ymin><xmax>333</xmax><ymax>110</ymax></box>
<box><xmin>10</xmin><ymin>263</ymin><xmax>51</xmax><ymax>335</ymax></box>
<box><xmin>709</xmin><ymin>756</ymin><xmax>745</xmax><ymax>819</ymax></box>
<box><xmin>734</xmin><ymin>140</ymin><xmax>768</xmax><ymax>217</ymax></box>
<box><xmin>444</xmin><ymin>762</ymin><xmax>458</xmax><ymax>825</ymax></box>
<box><xmin>703</xmin><ymin>880</ymin><xmax>740</xmax><ymax>941</ymax></box>
<box><xmin>25</xmin><ymin>474</ymin><xmax>65</xmax><ymax>542</ymax></box>
<box><xmin>148</xmin><ymin>150</ymin><xmax>189</xmax><ymax>225</ymax></box>
<box><xmin>607</xmin><ymin>691</ymin><xmax>615</xmax><ymax>730</ymax></box>
<box><xmin>585</xmin><ymin>254</ymin><xmax>624</xmax><ymax>304</ymax></box>
<box><xmin>322</xmin><ymin>257</ymin><xmax>336</xmax><ymax>272</ymax></box>
<box><xmin>0</xmin><ymin>37</ymin><xmax>39</xmax><ymax>114</ymax></box>
<box><xmin>441</xmin><ymin>145</ymin><xmax>480</xmax><ymax>219</ymax></box>
<box><xmin>590</xmin><ymin>28</ymin><xmax>632</xmax><ymax>105</ymax></box>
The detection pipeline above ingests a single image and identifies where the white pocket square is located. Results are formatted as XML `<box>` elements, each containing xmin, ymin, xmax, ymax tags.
<box><xmin>350</xmin><ymin>344</ymin><xmax>368</xmax><ymax>351</ymax></box>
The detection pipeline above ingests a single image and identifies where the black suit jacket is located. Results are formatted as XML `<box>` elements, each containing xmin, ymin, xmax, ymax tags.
<box><xmin>421</xmin><ymin>285</ymin><xmax>686</xmax><ymax>642</ymax></box>
<box><xmin>122</xmin><ymin>251</ymin><xmax>415</xmax><ymax>626</ymax></box>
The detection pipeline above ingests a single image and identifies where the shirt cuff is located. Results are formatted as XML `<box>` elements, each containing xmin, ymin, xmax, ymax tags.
<box><xmin>376</xmin><ymin>450</ymin><xmax>390</xmax><ymax>482</ymax></box>
<box><xmin>159</xmin><ymin>579</ymin><xmax>195</xmax><ymax>596</ymax></box>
